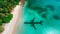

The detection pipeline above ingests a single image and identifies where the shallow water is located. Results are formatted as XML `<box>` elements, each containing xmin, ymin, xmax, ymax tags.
<box><xmin>16</xmin><ymin>0</ymin><xmax>60</xmax><ymax>34</ymax></box>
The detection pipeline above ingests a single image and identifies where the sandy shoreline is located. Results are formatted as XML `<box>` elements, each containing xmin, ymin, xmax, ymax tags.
<box><xmin>1</xmin><ymin>5</ymin><xmax>23</xmax><ymax>34</ymax></box>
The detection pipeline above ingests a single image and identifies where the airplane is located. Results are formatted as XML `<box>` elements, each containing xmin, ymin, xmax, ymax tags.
<box><xmin>24</xmin><ymin>18</ymin><xmax>43</xmax><ymax>30</ymax></box>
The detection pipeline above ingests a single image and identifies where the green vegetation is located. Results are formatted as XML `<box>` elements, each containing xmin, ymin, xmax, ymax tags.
<box><xmin>0</xmin><ymin>0</ymin><xmax>20</xmax><ymax>33</ymax></box>
<box><xmin>0</xmin><ymin>26</ymin><xmax>4</xmax><ymax>33</ymax></box>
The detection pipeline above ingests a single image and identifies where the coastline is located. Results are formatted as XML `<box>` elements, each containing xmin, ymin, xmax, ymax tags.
<box><xmin>1</xmin><ymin>5</ymin><xmax>23</xmax><ymax>34</ymax></box>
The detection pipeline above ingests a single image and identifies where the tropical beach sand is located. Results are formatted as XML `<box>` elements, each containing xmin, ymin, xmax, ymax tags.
<box><xmin>1</xmin><ymin>5</ymin><xmax>23</xmax><ymax>34</ymax></box>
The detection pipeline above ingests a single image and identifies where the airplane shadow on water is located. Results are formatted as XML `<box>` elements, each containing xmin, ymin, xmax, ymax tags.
<box><xmin>24</xmin><ymin>18</ymin><xmax>43</xmax><ymax>30</ymax></box>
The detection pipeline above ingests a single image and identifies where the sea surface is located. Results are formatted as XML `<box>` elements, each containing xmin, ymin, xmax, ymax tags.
<box><xmin>16</xmin><ymin>0</ymin><xmax>60</xmax><ymax>34</ymax></box>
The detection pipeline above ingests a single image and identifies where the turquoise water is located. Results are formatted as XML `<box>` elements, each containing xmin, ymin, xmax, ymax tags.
<box><xmin>16</xmin><ymin>0</ymin><xmax>60</xmax><ymax>34</ymax></box>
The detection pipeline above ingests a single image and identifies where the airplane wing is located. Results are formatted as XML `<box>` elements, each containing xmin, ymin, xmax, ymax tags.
<box><xmin>30</xmin><ymin>18</ymin><xmax>37</xmax><ymax>30</ymax></box>
<box><xmin>31</xmin><ymin>24</ymin><xmax>36</xmax><ymax>30</ymax></box>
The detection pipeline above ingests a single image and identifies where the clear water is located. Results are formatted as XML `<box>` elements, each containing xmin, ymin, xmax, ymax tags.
<box><xmin>16</xmin><ymin>0</ymin><xmax>60</xmax><ymax>34</ymax></box>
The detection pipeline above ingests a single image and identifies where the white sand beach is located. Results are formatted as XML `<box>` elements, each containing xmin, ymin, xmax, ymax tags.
<box><xmin>1</xmin><ymin>4</ymin><xmax>23</xmax><ymax>34</ymax></box>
